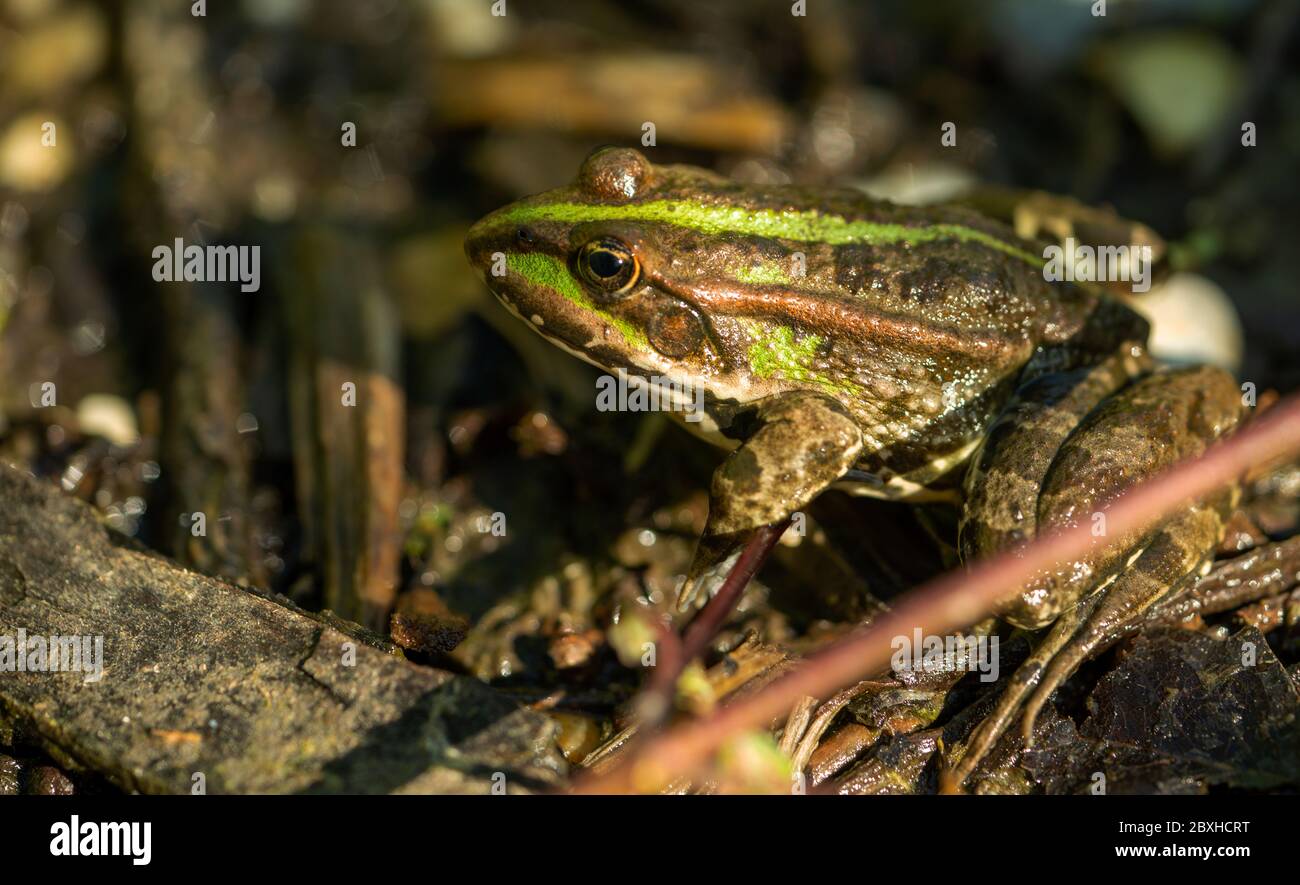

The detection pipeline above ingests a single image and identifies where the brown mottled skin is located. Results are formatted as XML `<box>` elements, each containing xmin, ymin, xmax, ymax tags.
<box><xmin>465</xmin><ymin>148</ymin><xmax>1246</xmax><ymax>785</ymax></box>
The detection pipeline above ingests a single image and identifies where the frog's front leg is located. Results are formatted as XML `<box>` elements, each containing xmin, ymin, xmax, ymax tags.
<box><xmin>949</xmin><ymin>365</ymin><xmax>1243</xmax><ymax>788</ymax></box>
<box><xmin>676</xmin><ymin>391</ymin><xmax>864</xmax><ymax>610</ymax></box>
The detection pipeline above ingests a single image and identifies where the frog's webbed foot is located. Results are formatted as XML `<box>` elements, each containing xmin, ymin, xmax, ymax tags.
<box><xmin>676</xmin><ymin>392</ymin><xmax>863</xmax><ymax>610</ymax></box>
<box><xmin>949</xmin><ymin>365</ymin><xmax>1243</xmax><ymax>788</ymax></box>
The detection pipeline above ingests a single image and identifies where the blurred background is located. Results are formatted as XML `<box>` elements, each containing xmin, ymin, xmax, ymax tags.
<box><xmin>2</xmin><ymin>0</ymin><xmax>1299</xmax><ymax>782</ymax></box>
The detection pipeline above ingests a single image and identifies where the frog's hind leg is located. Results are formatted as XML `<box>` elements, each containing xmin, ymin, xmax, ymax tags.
<box><xmin>946</xmin><ymin>352</ymin><xmax>1145</xmax><ymax>787</ymax></box>
<box><xmin>1017</xmin><ymin>504</ymin><xmax>1225</xmax><ymax>742</ymax></box>
<box><xmin>948</xmin><ymin>506</ymin><xmax>1229</xmax><ymax>789</ymax></box>
<box><xmin>949</xmin><ymin>365</ymin><xmax>1242</xmax><ymax>788</ymax></box>
<box><xmin>959</xmin><ymin>350</ymin><xmax>1145</xmax><ymax>610</ymax></box>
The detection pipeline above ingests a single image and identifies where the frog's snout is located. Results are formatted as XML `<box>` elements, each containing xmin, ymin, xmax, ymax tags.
<box><xmin>463</xmin><ymin>216</ymin><xmax>496</xmax><ymax>274</ymax></box>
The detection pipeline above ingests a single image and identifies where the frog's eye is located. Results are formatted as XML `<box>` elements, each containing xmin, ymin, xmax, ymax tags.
<box><xmin>576</xmin><ymin>239</ymin><xmax>639</xmax><ymax>299</ymax></box>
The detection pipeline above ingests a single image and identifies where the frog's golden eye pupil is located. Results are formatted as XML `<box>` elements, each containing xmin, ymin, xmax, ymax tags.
<box><xmin>577</xmin><ymin>238</ymin><xmax>639</xmax><ymax>297</ymax></box>
<box><xmin>588</xmin><ymin>249</ymin><xmax>624</xmax><ymax>278</ymax></box>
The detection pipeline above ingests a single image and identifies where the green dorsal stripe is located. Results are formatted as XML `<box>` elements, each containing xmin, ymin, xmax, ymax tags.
<box><xmin>492</xmin><ymin>200</ymin><xmax>1041</xmax><ymax>266</ymax></box>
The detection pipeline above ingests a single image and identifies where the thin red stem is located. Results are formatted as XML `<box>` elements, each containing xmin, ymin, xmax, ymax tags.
<box><xmin>638</xmin><ymin>519</ymin><xmax>790</xmax><ymax>723</ymax></box>
<box><xmin>679</xmin><ymin>519</ymin><xmax>790</xmax><ymax>663</ymax></box>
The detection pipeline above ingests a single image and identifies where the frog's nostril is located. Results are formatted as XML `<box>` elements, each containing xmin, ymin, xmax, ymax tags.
<box><xmin>515</xmin><ymin>226</ymin><xmax>535</xmax><ymax>245</ymax></box>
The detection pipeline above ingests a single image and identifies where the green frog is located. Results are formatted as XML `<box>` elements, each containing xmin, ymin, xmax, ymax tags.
<box><xmin>464</xmin><ymin>147</ymin><xmax>1244</xmax><ymax>787</ymax></box>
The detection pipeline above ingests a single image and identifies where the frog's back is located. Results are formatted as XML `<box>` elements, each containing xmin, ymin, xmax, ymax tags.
<box><xmin>653</xmin><ymin>184</ymin><xmax>1107</xmax><ymax>487</ymax></box>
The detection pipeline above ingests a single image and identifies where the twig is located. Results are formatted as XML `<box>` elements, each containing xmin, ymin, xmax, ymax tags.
<box><xmin>778</xmin><ymin>695</ymin><xmax>819</xmax><ymax>757</ymax></box>
<box><xmin>1152</xmin><ymin>534</ymin><xmax>1300</xmax><ymax>622</ymax></box>
<box><xmin>574</xmin><ymin>393</ymin><xmax>1300</xmax><ymax>793</ymax></box>
<box><xmin>789</xmin><ymin>680</ymin><xmax>884</xmax><ymax>773</ymax></box>
<box><xmin>637</xmin><ymin>519</ymin><xmax>789</xmax><ymax>723</ymax></box>
<box><xmin>682</xmin><ymin>520</ymin><xmax>792</xmax><ymax>663</ymax></box>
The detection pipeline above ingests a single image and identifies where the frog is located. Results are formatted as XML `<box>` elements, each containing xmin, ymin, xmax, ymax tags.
<box><xmin>463</xmin><ymin>146</ymin><xmax>1244</xmax><ymax>788</ymax></box>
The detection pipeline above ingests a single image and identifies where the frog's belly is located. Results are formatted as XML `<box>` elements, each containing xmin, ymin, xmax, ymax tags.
<box><xmin>667</xmin><ymin>408</ymin><xmax>742</xmax><ymax>450</ymax></box>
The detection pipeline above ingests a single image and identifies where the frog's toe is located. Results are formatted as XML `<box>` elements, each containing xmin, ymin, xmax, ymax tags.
<box><xmin>946</xmin><ymin>592</ymin><xmax>1101</xmax><ymax>787</ymax></box>
<box><xmin>674</xmin><ymin>573</ymin><xmax>710</xmax><ymax>612</ymax></box>
<box><xmin>1018</xmin><ymin>608</ymin><xmax>1122</xmax><ymax>746</ymax></box>
<box><xmin>676</xmin><ymin>534</ymin><xmax>745</xmax><ymax>611</ymax></box>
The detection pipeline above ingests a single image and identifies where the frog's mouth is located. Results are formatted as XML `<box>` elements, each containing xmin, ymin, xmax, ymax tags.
<box><xmin>466</xmin><ymin>221</ymin><xmax>656</xmax><ymax>361</ymax></box>
<box><xmin>468</xmin><ymin>269</ymin><xmax>646</xmax><ymax>387</ymax></box>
